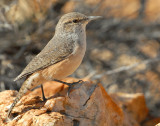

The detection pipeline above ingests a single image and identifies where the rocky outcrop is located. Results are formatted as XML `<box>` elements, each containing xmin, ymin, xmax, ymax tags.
<box><xmin>0</xmin><ymin>78</ymin><xmax>149</xmax><ymax>126</ymax></box>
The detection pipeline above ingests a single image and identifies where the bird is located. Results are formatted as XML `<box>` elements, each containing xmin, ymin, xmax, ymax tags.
<box><xmin>7</xmin><ymin>12</ymin><xmax>101</xmax><ymax>119</ymax></box>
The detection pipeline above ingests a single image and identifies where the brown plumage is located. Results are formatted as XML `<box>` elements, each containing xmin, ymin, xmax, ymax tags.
<box><xmin>7</xmin><ymin>12</ymin><xmax>101</xmax><ymax>119</ymax></box>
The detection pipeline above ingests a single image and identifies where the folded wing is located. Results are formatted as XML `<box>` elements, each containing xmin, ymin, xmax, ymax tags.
<box><xmin>14</xmin><ymin>38</ymin><xmax>74</xmax><ymax>81</ymax></box>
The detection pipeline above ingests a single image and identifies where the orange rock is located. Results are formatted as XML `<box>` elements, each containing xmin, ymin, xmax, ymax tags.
<box><xmin>0</xmin><ymin>78</ymin><xmax>149</xmax><ymax>126</ymax></box>
<box><xmin>142</xmin><ymin>118</ymin><xmax>160</xmax><ymax>126</ymax></box>
<box><xmin>111</xmin><ymin>93</ymin><xmax>149</xmax><ymax>123</ymax></box>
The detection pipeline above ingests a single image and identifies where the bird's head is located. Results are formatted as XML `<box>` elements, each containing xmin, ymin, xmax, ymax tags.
<box><xmin>55</xmin><ymin>12</ymin><xmax>101</xmax><ymax>34</ymax></box>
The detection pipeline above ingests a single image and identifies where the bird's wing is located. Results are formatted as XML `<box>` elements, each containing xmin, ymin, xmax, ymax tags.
<box><xmin>14</xmin><ymin>38</ymin><xmax>75</xmax><ymax>81</ymax></box>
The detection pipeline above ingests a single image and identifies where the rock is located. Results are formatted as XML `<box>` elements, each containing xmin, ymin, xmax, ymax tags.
<box><xmin>145</xmin><ymin>0</ymin><xmax>160</xmax><ymax>21</ymax></box>
<box><xmin>90</xmin><ymin>48</ymin><xmax>114</xmax><ymax>62</ymax></box>
<box><xmin>110</xmin><ymin>93</ymin><xmax>149</xmax><ymax>123</ymax></box>
<box><xmin>0</xmin><ymin>78</ymin><xmax>149</xmax><ymax>126</ymax></box>
<box><xmin>142</xmin><ymin>118</ymin><xmax>160</xmax><ymax>126</ymax></box>
<box><xmin>116</xmin><ymin>54</ymin><xmax>146</xmax><ymax>72</ymax></box>
<box><xmin>5</xmin><ymin>0</ymin><xmax>58</xmax><ymax>25</ymax></box>
<box><xmin>138</xmin><ymin>40</ymin><xmax>159</xmax><ymax>58</ymax></box>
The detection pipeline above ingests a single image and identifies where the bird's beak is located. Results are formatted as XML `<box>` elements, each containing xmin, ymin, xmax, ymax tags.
<box><xmin>87</xmin><ymin>16</ymin><xmax>102</xmax><ymax>21</ymax></box>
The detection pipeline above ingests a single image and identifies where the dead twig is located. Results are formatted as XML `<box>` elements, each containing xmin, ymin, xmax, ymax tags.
<box><xmin>90</xmin><ymin>57</ymin><xmax>160</xmax><ymax>80</ymax></box>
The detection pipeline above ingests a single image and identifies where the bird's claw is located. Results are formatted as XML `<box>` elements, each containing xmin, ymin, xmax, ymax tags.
<box><xmin>67</xmin><ymin>80</ymin><xmax>83</xmax><ymax>98</ymax></box>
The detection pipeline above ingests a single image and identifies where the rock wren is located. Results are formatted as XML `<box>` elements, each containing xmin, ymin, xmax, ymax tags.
<box><xmin>7</xmin><ymin>12</ymin><xmax>101</xmax><ymax>119</ymax></box>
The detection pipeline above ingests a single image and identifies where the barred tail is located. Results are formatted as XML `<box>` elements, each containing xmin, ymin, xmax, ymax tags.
<box><xmin>7</xmin><ymin>81</ymin><xmax>29</xmax><ymax>118</ymax></box>
<box><xmin>7</xmin><ymin>73</ymin><xmax>40</xmax><ymax>119</ymax></box>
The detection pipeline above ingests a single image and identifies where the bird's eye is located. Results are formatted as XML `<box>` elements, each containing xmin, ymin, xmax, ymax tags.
<box><xmin>73</xmin><ymin>19</ymin><xmax>79</xmax><ymax>23</ymax></box>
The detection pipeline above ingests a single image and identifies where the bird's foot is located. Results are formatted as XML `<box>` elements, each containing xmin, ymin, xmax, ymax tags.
<box><xmin>53</xmin><ymin>79</ymin><xmax>83</xmax><ymax>98</ymax></box>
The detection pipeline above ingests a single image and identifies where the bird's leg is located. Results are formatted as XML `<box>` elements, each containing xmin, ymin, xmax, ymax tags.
<box><xmin>53</xmin><ymin>79</ymin><xmax>83</xmax><ymax>97</ymax></box>
<box><xmin>41</xmin><ymin>85</ymin><xmax>47</xmax><ymax>101</ymax></box>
